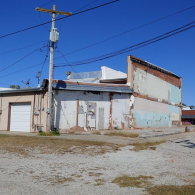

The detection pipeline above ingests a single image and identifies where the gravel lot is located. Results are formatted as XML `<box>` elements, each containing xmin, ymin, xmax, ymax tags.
<box><xmin>0</xmin><ymin>135</ymin><xmax>195</xmax><ymax>195</ymax></box>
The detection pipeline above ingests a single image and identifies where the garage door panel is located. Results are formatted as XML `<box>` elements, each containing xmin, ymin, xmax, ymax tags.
<box><xmin>10</xmin><ymin>103</ymin><xmax>31</xmax><ymax>132</ymax></box>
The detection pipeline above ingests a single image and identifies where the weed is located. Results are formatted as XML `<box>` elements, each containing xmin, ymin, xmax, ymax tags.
<box><xmin>88</xmin><ymin>172</ymin><xmax>103</xmax><ymax>177</ymax></box>
<box><xmin>147</xmin><ymin>185</ymin><xmax>195</xmax><ymax>195</ymax></box>
<box><xmin>92</xmin><ymin>131</ymin><xmax>101</xmax><ymax>135</ymax></box>
<box><xmin>52</xmin><ymin>130</ymin><xmax>60</xmax><ymax>136</ymax></box>
<box><xmin>131</xmin><ymin>141</ymin><xmax>166</xmax><ymax>151</ymax></box>
<box><xmin>0</xmin><ymin>135</ymin><xmax>122</xmax><ymax>157</ymax></box>
<box><xmin>39</xmin><ymin>130</ymin><xmax>60</xmax><ymax>136</ymax></box>
<box><xmin>32</xmin><ymin>175</ymin><xmax>74</xmax><ymax>185</ymax></box>
<box><xmin>112</xmin><ymin>175</ymin><xmax>153</xmax><ymax>188</ymax></box>
<box><xmin>114</xmin><ymin>127</ymin><xmax>122</xmax><ymax>130</ymax></box>
<box><xmin>104</xmin><ymin>131</ymin><xmax>139</xmax><ymax>138</ymax></box>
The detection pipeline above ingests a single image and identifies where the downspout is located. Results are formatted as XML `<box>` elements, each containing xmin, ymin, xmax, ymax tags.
<box><xmin>32</xmin><ymin>92</ymin><xmax>36</xmax><ymax>132</ymax></box>
<box><xmin>109</xmin><ymin>92</ymin><xmax>113</xmax><ymax>130</ymax></box>
<box><xmin>180</xmin><ymin>77</ymin><xmax>182</xmax><ymax>126</ymax></box>
<box><xmin>0</xmin><ymin>95</ymin><xmax>2</xmax><ymax>123</ymax></box>
<box><xmin>40</xmin><ymin>92</ymin><xmax>42</xmax><ymax>127</ymax></box>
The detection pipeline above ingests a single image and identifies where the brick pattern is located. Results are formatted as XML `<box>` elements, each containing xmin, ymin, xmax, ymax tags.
<box><xmin>182</xmin><ymin>110</ymin><xmax>195</xmax><ymax>115</ymax></box>
<box><xmin>132</xmin><ymin>62</ymin><xmax>182</xmax><ymax>88</ymax></box>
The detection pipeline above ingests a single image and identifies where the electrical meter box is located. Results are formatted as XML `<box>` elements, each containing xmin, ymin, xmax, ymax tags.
<box><xmin>50</xmin><ymin>28</ymin><xmax>59</xmax><ymax>42</ymax></box>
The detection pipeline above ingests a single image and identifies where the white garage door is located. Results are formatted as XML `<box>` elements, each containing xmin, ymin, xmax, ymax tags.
<box><xmin>10</xmin><ymin>103</ymin><xmax>31</xmax><ymax>132</ymax></box>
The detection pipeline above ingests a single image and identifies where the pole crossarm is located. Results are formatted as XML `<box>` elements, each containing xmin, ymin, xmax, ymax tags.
<box><xmin>35</xmin><ymin>7</ymin><xmax>72</xmax><ymax>16</ymax></box>
<box><xmin>35</xmin><ymin>4</ymin><xmax>72</xmax><ymax>132</ymax></box>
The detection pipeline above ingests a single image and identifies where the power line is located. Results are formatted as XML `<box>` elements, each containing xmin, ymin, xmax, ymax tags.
<box><xmin>0</xmin><ymin>41</ymin><xmax>46</xmax><ymax>56</ymax></box>
<box><xmin>57</xmin><ymin>49</ymin><xmax>87</xmax><ymax>83</ymax></box>
<box><xmin>0</xmin><ymin>46</ymin><xmax>45</xmax><ymax>73</ymax></box>
<box><xmin>0</xmin><ymin>82</ymin><xmax>10</xmax><ymax>87</ymax></box>
<box><xmin>40</xmin><ymin>41</ymin><xmax>50</xmax><ymax>74</ymax></box>
<box><xmin>0</xmin><ymin>62</ymin><xmax>43</xmax><ymax>79</ymax></box>
<box><xmin>59</xmin><ymin>0</ymin><xmax>99</xmax><ymax>31</ymax></box>
<box><xmin>0</xmin><ymin>20</ymin><xmax>194</xmax><ymax>80</ymax></box>
<box><xmin>74</xmin><ymin>0</ymin><xmax>99</xmax><ymax>12</ymax></box>
<box><xmin>57</xmin><ymin>5</ymin><xmax>195</xmax><ymax>57</ymax></box>
<box><xmin>39</xmin><ymin>12</ymin><xmax>50</xmax><ymax>31</ymax></box>
<box><xmin>40</xmin><ymin>0</ymin><xmax>54</xmax><ymax>8</ymax></box>
<box><xmin>0</xmin><ymin>0</ymin><xmax>121</xmax><ymax>39</ymax></box>
<box><xmin>38</xmin><ymin>0</ymin><xmax>54</xmax><ymax>31</ymax></box>
<box><xmin>54</xmin><ymin>20</ymin><xmax>195</xmax><ymax>67</ymax></box>
<box><xmin>58</xmin><ymin>20</ymin><xmax>195</xmax><ymax>65</ymax></box>
<box><xmin>2</xmin><ymin>96</ymin><xmax>23</xmax><ymax>112</ymax></box>
<box><xmin>1</xmin><ymin>3</ymin><xmax>193</xmax><ymax>60</ymax></box>
<box><xmin>0</xmin><ymin>49</ymin><xmax>65</xmax><ymax>79</ymax></box>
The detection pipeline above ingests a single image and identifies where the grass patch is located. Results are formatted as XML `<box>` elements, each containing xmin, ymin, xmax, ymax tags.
<box><xmin>147</xmin><ymin>185</ymin><xmax>195</xmax><ymax>195</ymax></box>
<box><xmin>112</xmin><ymin>175</ymin><xmax>153</xmax><ymax>188</ymax></box>
<box><xmin>88</xmin><ymin>172</ymin><xmax>103</xmax><ymax>177</ymax></box>
<box><xmin>0</xmin><ymin>134</ymin><xmax>122</xmax><ymax>157</ymax></box>
<box><xmin>92</xmin><ymin>131</ymin><xmax>101</xmax><ymax>135</ymax></box>
<box><xmin>39</xmin><ymin>130</ymin><xmax>60</xmax><ymax>136</ymax></box>
<box><xmin>32</xmin><ymin>175</ymin><xmax>74</xmax><ymax>185</ymax></box>
<box><xmin>94</xmin><ymin>178</ymin><xmax>106</xmax><ymax>186</ymax></box>
<box><xmin>104</xmin><ymin>131</ymin><xmax>139</xmax><ymax>138</ymax></box>
<box><xmin>131</xmin><ymin>141</ymin><xmax>166</xmax><ymax>151</ymax></box>
<box><xmin>114</xmin><ymin>127</ymin><xmax>122</xmax><ymax>130</ymax></box>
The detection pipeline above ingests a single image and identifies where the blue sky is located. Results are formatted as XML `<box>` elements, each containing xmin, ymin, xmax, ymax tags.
<box><xmin>0</xmin><ymin>0</ymin><xmax>194</xmax><ymax>106</ymax></box>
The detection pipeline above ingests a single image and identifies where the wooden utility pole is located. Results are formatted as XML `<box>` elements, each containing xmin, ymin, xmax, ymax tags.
<box><xmin>36</xmin><ymin>5</ymin><xmax>72</xmax><ymax>132</ymax></box>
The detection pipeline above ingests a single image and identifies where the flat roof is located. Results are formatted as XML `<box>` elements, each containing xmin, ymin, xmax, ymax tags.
<box><xmin>0</xmin><ymin>88</ymin><xmax>42</xmax><ymax>94</ymax></box>
<box><xmin>52</xmin><ymin>80</ymin><xmax>133</xmax><ymax>94</ymax></box>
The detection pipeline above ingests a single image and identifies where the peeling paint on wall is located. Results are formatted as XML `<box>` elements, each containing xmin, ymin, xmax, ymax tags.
<box><xmin>132</xmin><ymin>97</ymin><xmax>181</xmax><ymax>128</ymax></box>
<box><xmin>53</xmin><ymin>90</ymin><xmax>131</xmax><ymax>130</ymax></box>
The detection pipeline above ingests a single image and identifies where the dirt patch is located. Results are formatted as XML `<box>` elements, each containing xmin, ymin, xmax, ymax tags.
<box><xmin>92</xmin><ymin>131</ymin><xmax>101</xmax><ymax>135</ymax></box>
<box><xmin>104</xmin><ymin>131</ymin><xmax>139</xmax><ymax>138</ymax></box>
<box><xmin>147</xmin><ymin>185</ymin><xmax>195</xmax><ymax>195</ymax></box>
<box><xmin>66</xmin><ymin>126</ymin><xmax>86</xmax><ymax>133</ymax></box>
<box><xmin>0</xmin><ymin>135</ymin><xmax>122</xmax><ymax>157</ymax></box>
<box><xmin>130</xmin><ymin>141</ymin><xmax>166</xmax><ymax>151</ymax></box>
<box><xmin>112</xmin><ymin>175</ymin><xmax>153</xmax><ymax>188</ymax></box>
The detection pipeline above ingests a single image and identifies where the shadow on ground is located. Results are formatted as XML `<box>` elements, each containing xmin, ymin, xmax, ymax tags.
<box><xmin>174</xmin><ymin>139</ymin><xmax>195</xmax><ymax>149</ymax></box>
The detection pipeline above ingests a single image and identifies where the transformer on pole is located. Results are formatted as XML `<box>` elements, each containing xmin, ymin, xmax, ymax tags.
<box><xmin>36</xmin><ymin>5</ymin><xmax>72</xmax><ymax>132</ymax></box>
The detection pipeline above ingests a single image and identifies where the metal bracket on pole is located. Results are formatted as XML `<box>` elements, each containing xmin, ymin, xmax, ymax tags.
<box><xmin>35</xmin><ymin>5</ymin><xmax>72</xmax><ymax>132</ymax></box>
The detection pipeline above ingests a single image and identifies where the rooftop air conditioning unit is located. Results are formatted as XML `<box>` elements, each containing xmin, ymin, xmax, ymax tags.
<box><xmin>50</xmin><ymin>28</ymin><xmax>59</xmax><ymax>42</ymax></box>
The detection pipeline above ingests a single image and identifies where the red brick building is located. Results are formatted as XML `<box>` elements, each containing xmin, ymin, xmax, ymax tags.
<box><xmin>182</xmin><ymin>110</ymin><xmax>195</xmax><ymax>125</ymax></box>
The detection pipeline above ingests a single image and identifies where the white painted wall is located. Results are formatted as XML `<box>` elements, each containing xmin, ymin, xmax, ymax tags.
<box><xmin>132</xmin><ymin>97</ymin><xmax>181</xmax><ymax>128</ymax></box>
<box><xmin>112</xmin><ymin>93</ymin><xmax>131</xmax><ymax>128</ymax></box>
<box><xmin>53</xmin><ymin>90</ymin><xmax>131</xmax><ymax>130</ymax></box>
<box><xmin>101</xmin><ymin>66</ymin><xmax>127</xmax><ymax>80</ymax></box>
<box><xmin>133</xmin><ymin>68</ymin><xmax>181</xmax><ymax>104</ymax></box>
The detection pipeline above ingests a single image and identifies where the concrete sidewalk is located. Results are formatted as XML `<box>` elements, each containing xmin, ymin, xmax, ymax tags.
<box><xmin>1</xmin><ymin>130</ymin><xmax>195</xmax><ymax>145</ymax></box>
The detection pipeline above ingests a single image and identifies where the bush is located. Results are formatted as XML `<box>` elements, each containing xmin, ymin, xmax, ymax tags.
<box><xmin>52</xmin><ymin>130</ymin><xmax>60</xmax><ymax>136</ymax></box>
<box><xmin>39</xmin><ymin>130</ymin><xmax>60</xmax><ymax>136</ymax></box>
